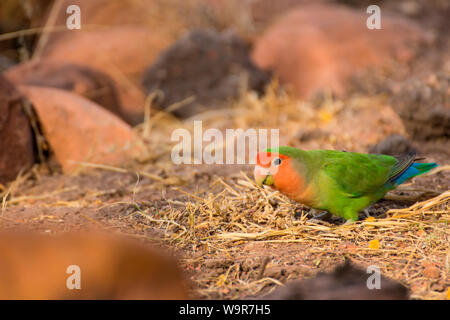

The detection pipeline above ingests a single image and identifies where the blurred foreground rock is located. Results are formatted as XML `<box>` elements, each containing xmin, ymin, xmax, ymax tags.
<box><xmin>0</xmin><ymin>232</ymin><xmax>189</xmax><ymax>299</ymax></box>
<box><xmin>252</xmin><ymin>3</ymin><xmax>430</xmax><ymax>98</ymax></box>
<box><xmin>0</xmin><ymin>75</ymin><xmax>35</xmax><ymax>184</ymax></box>
<box><xmin>5</xmin><ymin>60</ymin><xmax>143</xmax><ymax>125</ymax></box>
<box><xmin>391</xmin><ymin>73</ymin><xmax>449</xmax><ymax>141</ymax></box>
<box><xmin>263</xmin><ymin>262</ymin><xmax>408</xmax><ymax>300</ymax></box>
<box><xmin>19</xmin><ymin>85</ymin><xmax>140</xmax><ymax>173</ymax></box>
<box><xmin>142</xmin><ymin>29</ymin><xmax>270</xmax><ymax>118</ymax></box>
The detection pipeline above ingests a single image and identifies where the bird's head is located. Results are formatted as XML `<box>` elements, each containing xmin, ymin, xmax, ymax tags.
<box><xmin>254</xmin><ymin>147</ymin><xmax>313</xmax><ymax>205</ymax></box>
<box><xmin>254</xmin><ymin>151</ymin><xmax>291</xmax><ymax>187</ymax></box>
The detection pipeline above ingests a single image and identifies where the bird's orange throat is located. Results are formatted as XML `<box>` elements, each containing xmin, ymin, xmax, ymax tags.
<box><xmin>273</xmin><ymin>161</ymin><xmax>315</xmax><ymax>206</ymax></box>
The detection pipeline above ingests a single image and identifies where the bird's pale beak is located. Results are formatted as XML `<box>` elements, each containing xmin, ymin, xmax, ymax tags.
<box><xmin>254</xmin><ymin>165</ymin><xmax>274</xmax><ymax>186</ymax></box>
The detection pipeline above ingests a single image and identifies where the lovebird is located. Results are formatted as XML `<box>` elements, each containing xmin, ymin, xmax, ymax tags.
<box><xmin>254</xmin><ymin>146</ymin><xmax>438</xmax><ymax>221</ymax></box>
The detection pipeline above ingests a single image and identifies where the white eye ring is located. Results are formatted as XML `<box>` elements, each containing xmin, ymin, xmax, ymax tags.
<box><xmin>272</xmin><ymin>158</ymin><xmax>282</xmax><ymax>166</ymax></box>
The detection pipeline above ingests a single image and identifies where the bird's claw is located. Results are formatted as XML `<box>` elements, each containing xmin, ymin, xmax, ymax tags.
<box><xmin>307</xmin><ymin>209</ymin><xmax>330</xmax><ymax>222</ymax></box>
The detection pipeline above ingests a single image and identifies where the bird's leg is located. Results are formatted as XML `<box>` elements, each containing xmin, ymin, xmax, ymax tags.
<box><xmin>363</xmin><ymin>209</ymin><xmax>371</xmax><ymax>218</ymax></box>
<box><xmin>308</xmin><ymin>209</ymin><xmax>330</xmax><ymax>221</ymax></box>
<box><xmin>313</xmin><ymin>211</ymin><xmax>330</xmax><ymax>219</ymax></box>
<box><xmin>342</xmin><ymin>219</ymin><xmax>356</xmax><ymax>225</ymax></box>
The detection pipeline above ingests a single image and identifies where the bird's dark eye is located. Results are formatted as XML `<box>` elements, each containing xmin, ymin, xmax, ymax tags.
<box><xmin>272</xmin><ymin>158</ymin><xmax>282</xmax><ymax>166</ymax></box>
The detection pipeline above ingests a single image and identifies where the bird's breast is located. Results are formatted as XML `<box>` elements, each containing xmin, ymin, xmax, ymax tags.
<box><xmin>274</xmin><ymin>172</ymin><xmax>315</xmax><ymax>206</ymax></box>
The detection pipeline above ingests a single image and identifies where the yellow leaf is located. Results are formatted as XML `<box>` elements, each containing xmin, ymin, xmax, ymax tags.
<box><xmin>369</xmin><ymin>239</ymin><xmax>380</xmax><ymax>249</ymax></box>
<box><xmin>365</xmin><ymin>216</ymin><xmax>376</xmax><ymax>222</ymax></box>
<box><xmin>216</xmin><ymin>274</ymin><xmax>227</xmax><ymax>287</ymax></box>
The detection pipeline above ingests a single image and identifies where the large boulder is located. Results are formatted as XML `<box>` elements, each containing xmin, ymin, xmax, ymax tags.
<box><xmin>41</xmin><ymin>26</ymin><xmax>170</xmax><ymax>86</ymax></box>
<box><xmin>38</xmin><ymin>26</ymin><xmax>164</xmax><ymax>118</ymax></box>
<box><xmin>252</xmin><ymin>3</ymin><xmax>430</xmax><ymax>98</ymax></box>
<box><xmin>19</xmin><ymin>85</ymin><xmax>141</xmax><ymax>173</ymax></box>
<box><xmin>34</xmin><ymin>0</ymin><xmax>196</xmax><ymax>84</ymax></box>
<box><xmin>5</xmin><ymin>60</ymin><xmax>143</xmax><ymax>125</ymax></box>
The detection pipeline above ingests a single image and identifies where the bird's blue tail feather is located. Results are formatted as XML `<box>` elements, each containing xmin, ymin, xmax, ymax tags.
<box><xmin>392</xmin><ymin>162</ymin><xmax>438</xmax><ymax>185</ymax></box>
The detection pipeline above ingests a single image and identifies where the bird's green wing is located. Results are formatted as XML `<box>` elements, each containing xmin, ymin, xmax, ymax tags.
<box><xmin>319</xmin><ymin>151</ymin><xmax>398</xmax><ymax>198</ymax></box>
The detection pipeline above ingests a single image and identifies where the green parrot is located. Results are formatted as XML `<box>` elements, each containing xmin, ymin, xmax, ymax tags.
<box><xmin>254</xmin><ymin>146</ymin><xmax>438</xmax><ymax>221</ymax></box>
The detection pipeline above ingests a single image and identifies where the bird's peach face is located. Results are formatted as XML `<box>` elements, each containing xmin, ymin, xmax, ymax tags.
<box><xmin>254</xmin><ymin>152</ymin><xmax>288</xmax><ymax>186</ymax></box>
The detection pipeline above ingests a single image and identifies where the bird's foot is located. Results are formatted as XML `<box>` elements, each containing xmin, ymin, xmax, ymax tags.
<box><xmin>308</xmin><ymin>209</ymin><xmax>330</xmax><ymax>222</ymax></box>
<box><xmin>363</xmin><ymin>209</ymin><xmax>371</xmax><ymax>218</ymax></box>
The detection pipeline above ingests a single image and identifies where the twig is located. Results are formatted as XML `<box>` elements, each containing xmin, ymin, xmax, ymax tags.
<box><xmin>257</xmin><ymin>257</ymin><xmax>270</xmax><ymax>280</ymax></box>
<box><xmin>33</xmin><ymin>0</ymin><xmax>65</xmax><ymax>60</ymax></box>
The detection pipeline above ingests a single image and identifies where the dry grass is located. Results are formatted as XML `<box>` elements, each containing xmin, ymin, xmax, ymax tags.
<box><xmin>124</xmin><ymin>168</ymin><xmax>449</xmax><ymax>299</ymax></box>
<box><xmin>125</xmin><ymin>85</ymin><xmax>449</xmax><ymax>299</ymax></box>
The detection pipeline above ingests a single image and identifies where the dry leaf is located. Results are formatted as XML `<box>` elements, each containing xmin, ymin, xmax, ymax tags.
<box><xmin>368</xmin><ymin>239</ymin><xmax>380</xmax><ymax>249</ymax></box>
<box><xmin>216</xmin><ymin>274</ymin><xmax>227</xmax><ymax>287</ymax></box>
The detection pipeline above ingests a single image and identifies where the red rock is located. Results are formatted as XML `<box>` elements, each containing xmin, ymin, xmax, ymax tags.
<box><xmin>0</xmin><ymin>232</ymin><xmax>189</xmax><ymax>299</ymax></box>
<box><xmin>18</xmin><ymin>85</ymin><xmax>140</xmax><ymax>172</ymax></box>
<box><xmin>35</xmin><ymin>0</ymin><xmax>173</xmax><ymax>85</ymax></box>
<box><xmin>30</xmin><ymin>0</ymin><xmax>184</xmax><ymax>123</ymax></box>
<box><xmin>0</xmin><ymin>75</ymin><xmax>35</xmax><ymax>184</ymax></box>
<box><xmin>37</xmin><ymin>26</ymin><xmax>162</xmax><ymax>118</ymax></box>
<box><xmin>39</xmin><ymin>0</ymin><xmax>163</xmax><ymax>29</ymax></box>
<box><xmin>42</xmin><ymin>26</ymin><xmax>170</xmax><ymax>85</ymax></box>
<box><xmin>5</xmin><ymin>60</ymin><xmax>143</xmax><ymax>125</ymax></box>
<box><xmin>252</xmin><ymin>3</ymin><xmax>430</xmax><ymax>97</ymax></box>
